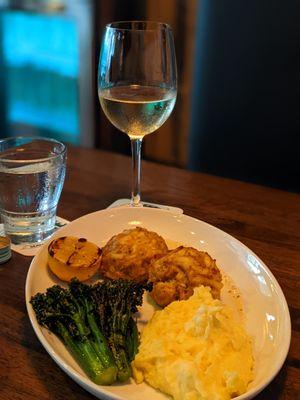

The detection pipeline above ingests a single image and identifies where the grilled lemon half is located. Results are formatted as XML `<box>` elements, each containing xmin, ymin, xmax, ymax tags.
<box><xmin>48</xmin><ymin>236</ymin><xmax>102</xmax><ymax>282</ymax></box>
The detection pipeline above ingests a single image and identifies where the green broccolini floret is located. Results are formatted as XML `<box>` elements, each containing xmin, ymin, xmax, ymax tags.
<box><xmin>30</xmin><ymin>284</ymin><xmax>117</xmax><ymax>385</ymax></box>
<box><xmin>30</xmin><ymin>279</ymin><xmax>151</xmax><ymax>384</ymax></box>
<box><xmin>69</xmin><ymin>279</ymin><xmax>116</xmax><ymax>369</ymax></box>
<box><xmin>92</xmin><ymin>279</ymin><xmax>152</xmax><ymax>382</ymax></box>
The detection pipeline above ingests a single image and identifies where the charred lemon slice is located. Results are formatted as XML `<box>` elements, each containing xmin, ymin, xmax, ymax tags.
<box><xmin>48</xmin><ymin>236</ymin><xmax>102</xmax><ymax>282</ymax></box>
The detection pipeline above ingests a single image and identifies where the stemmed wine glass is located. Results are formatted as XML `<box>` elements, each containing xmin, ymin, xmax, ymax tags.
<box><xmin>98</xmin><ymin>21</ymin><xmax>177</xmax><ymax>207</ymax></box>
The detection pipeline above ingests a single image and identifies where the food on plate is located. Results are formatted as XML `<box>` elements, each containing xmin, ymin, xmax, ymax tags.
<box><xmin>32</xmin><ymin>226</ymin><xmax>256</xmax><ymax>397</ymax></box>
<box><xmin>48</xmin><ymin>236</ymin><xmax>102</xmax><ymax>282</ymax></box>
<box><xmin>100</xmin><ymin>227</ymin><xmax>168</xmax><ymax>283</ymax></box>
<box><xmin>149</xmin><ymin>246</ymin><xmax>223</xmax><ymax>307</ymax></box>
<box><xmin>101</xmin><ymin>229</ymin><xmax>223</xmax><ymax>307</ymax></box>
<box><xmin>92</xmin><ymin>279</ymin><xmax>152</xmax><ymax>382</ymax></box>
<box><xmin>132</xmin><ymin>285</ymin><xmax>253</xmax><ymax>400</ymax></box>
<box><xmin>31</xmin><ymin>278</ymin><xmax>151</xmax><ymax>385</ymax></box>
<box><xmin>31</xmin><ymin>280</ymin><xmax>116</xmax><ymax>385</ymax></box>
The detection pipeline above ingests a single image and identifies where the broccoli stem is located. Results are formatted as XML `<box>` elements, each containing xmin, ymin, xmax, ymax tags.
<box><xmin>126</xmin><ymin>317</ymin><xmax>139</xmax><ymax>362</ymax></box>
<box><xmin>74</xmin><ymin>290</ymin><xmax>117</xmax><ymax>375</ymax></box>
<box><xmin>86</xmin><ymin>311</ymin><xmax>116</xmax><ymax>369</ymax></box>
<box><xmin>72</xmin><ymin>312</ymin><xmax>90</xmax><ymax>338</ymax></box>
<box><xmin>110</xmin><ymin>333</ymin><xmax>132</xmax><ymax>382</ymax></box>
<box><xmin>57</xmin><ymin>321</ymin><xmax>116</xmax><ymax>385</ymax></box>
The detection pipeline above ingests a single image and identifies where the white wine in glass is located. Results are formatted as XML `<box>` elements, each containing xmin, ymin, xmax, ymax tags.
<box><xmin>98</xmin><ymin>21</ymin><xmax>177</xmax><ymax>206</ymax></box>
<box><xmin>99</xmin><ymin>85</ymin><xmax>176</xmax><ymax>139</ymax></box>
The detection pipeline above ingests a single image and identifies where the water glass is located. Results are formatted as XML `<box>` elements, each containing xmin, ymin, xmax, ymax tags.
<box><xmin>0</xmin><ymin>137</ymin><xmax>66</xmax><ymax>244</ymax></box>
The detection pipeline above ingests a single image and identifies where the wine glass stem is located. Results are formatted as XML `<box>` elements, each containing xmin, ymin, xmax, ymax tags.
<box><xmin>130</xmin><ymin>137</ymin><xmax>143</xmax><ymax>207</ymax></box>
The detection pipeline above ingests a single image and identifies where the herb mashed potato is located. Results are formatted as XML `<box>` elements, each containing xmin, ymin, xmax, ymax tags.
<box><xmin>132</xmin><ymin>286</ymin><xmax>253</xmax><ymax>400</ymax></box>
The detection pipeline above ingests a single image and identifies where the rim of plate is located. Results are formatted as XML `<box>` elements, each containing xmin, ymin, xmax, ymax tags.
<box><xmin>25</xmin><ymin>206</ymin><xmax>291</xmax><ymax>400</ymax></box>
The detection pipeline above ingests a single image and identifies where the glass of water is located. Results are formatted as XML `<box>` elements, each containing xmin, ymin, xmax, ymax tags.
<box><xmin>0</xmin><ymin>137</ymin><xmax>66</xmax><ymax>244</ymax></box>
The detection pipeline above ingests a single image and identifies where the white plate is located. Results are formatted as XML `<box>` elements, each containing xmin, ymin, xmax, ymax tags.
<box><xmin>25</xmin><ymin>207</ymin><xmax>291</xmax><ymax>400</ymax></box>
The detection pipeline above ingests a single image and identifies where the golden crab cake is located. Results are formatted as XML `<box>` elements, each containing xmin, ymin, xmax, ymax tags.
<box><xmin>149</xmin><ymin>246</ymin><xmax>223</xmax><ymax>307</ymax></box>
<box><xmin>100</xmin><ymin>227</ymin><xmax>169</xmax><ymax>282</ymax></box>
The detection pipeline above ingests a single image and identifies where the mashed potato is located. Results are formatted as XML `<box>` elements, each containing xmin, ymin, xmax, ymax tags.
<box><xmin>132</xmin><ymin>286</ymin><xmax>253</xmax><ymax>400</ymax></box>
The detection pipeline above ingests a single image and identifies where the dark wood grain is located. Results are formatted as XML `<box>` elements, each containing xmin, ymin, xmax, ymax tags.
<box><xmin>0</xmin><ymin>146</ymin><xmax>299</xmax><ymax>400</ymax></box>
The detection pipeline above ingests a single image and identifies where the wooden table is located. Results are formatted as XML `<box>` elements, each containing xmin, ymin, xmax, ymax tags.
<box><xmin>0</xmin><ymin>146</ymin><xmax>299</xmax><ymax>400</ymax></box>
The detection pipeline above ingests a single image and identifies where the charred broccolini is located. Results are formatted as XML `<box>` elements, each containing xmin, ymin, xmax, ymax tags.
<box><xmin>92</xmin><ymin>279</ymin><xmax>152</xmax><ymax>382</ymax></box>
<box><xmin>30</xmin><ymin>279</ymin><xmax>151</xmax><ymax>385</ymax></box>
<box><xmin>30</xmin><ymin>284</ymin><xmax>117</xmax><ymax>385</ymax></box>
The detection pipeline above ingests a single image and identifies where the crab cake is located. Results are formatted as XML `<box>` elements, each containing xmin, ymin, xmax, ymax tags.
<box><xmin>149</xmin><ymin>246</ymin><xmax>223</xmax><ymax>307</ymax></box>
<box><xmin>100</xmin><ymin>227</ymin><xmax>168</xmax><ymax>282</ymax></box>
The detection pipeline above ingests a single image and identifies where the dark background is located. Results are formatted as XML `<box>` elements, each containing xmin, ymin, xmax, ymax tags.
<box><xmin>189</xmin><ymin>0</ymin><xmax>300</xmax><ymax>193</ymax></box>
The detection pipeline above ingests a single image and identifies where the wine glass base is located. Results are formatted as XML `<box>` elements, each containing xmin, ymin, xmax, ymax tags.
<box><xmin>107</xmin><ymin>198</ymin><xmax>183</xmax><ymax>214</ymax></box>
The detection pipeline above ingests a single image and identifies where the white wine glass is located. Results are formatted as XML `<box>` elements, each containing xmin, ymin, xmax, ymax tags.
<box><xmin>98</xmin><ymin>21</ymin><xmax>177</xmax><ymax>207</ymax></box>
